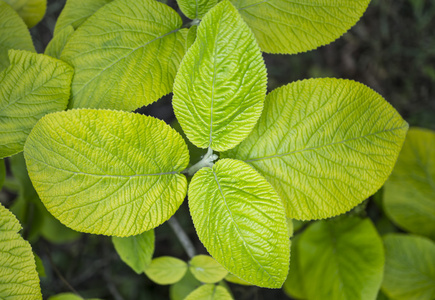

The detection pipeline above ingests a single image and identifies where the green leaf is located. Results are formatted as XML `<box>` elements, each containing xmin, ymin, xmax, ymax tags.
<box><xmin>0</xmin><ymin>203</ymin><xmax>42</xmax><ymax>299</ymax></box>
<box><xmin>144</xmin><ymin>256</ymin><xmax>188</xmax><ymax>285</ymax></box>
<box><xmin>2</xmin><ymin>0</ymin><xmax>46</xmax><ymax>28</ymax></box>
<box><xmin>382</xmin><ymin>234</ymin><xmax>435</xmax><ymax>300</ymax></box>
<box><xmin>61</xmin><ymin>0</ymin><xmax>187</xmax><ymax>111</ymax></box>
<box><xmin>169</xmin><ymin>270</ymin><xmax>201</xmax><ymax>300</ymax></box>
<box><xmin>53</xmin><ymin>0</ymin><xmax>113</xmax><ymax>35</ymax></box>
<box><xmin>224</xmin><ymin>273</ymin><xmax>251</xmax><ymax>286</ymax></box>
<box><xmin>184</xmin><ymin>284</ymin><xmax>233</xmax><ymax>300</ymax></box>
<box><xmin>33</xmin><ymin>252</ymin><xmax>45</xmax><ymax>277</ymax></box>
<box><xmin>0</xmin><ymin>50</ymin><xmax>73</xmax><ymax>158</ymax></box>
<box><xmin>189</xmin><ymin>255</ymin><xmax>228</xmax><ymax>283</ymax></box>
<box><xmin>177</xmin><ymin>0</ymin><xmax>218</xmax><ymax>19</ymax></box>
<box><xmin>223</xmin><ymin>78</ymin><xmax>408</xmax><ymax>220</ymax></box>
<box><xmin>188</xmin><ymin>158</ymin><xmax>289</xmax><ymax>288</ymax></box>
<box><xmin>231</xmin><ymin>0</ymin><xmax>370</xmax><ymax>54</ymax></box>
<box><xmin>112</xmin><ymin>230</ymin><xmax>155</xmax><ymax>274</ymax></box>
<box><xmin>24</xmin><ymin>109</ymin><xmax>189</xmax><ymax>236</ymax></box>
<box><xmin>185</xmin><ymin>25</ymin><xmax>197</xmax><ymax>50</ymax></box>
<box><xmin>384</xmin><ymin>128</ymin><xmax>435</xmax><ymax>239</ymax></box>
<box><xmin>173</xmin><ymin>0</ymin><xmax>267</xmax><ymax>152</ymax></box>
<box><xmin>0</xmin><ymin>1</ymin><xmax>35</xmax><ymax>71</ymax></box>
<box><xmin>0</xmin><ymin>159</ymin><xmax>5</xmax><ymax>189</ymax></box>
<box><xmin>45</xmin><ymin>25</ymin><xmax>74</xmax><ymax>59</ymax></box>
<box><xmin>47</xmin><ymin>294</ymin><xmax>83</xmax><ymax>300</ymax></box>
<box><xmin>298</xmin><ymin>217</ymin><xmax>384</xmax><ymax>300</ymax></box>
<box><xmin>283</xmin><ymin>235</ymin><xmax>306</xmax><ymax>300</ymax></box>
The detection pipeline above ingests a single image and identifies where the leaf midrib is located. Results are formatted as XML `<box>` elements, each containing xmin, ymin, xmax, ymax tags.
<box><xmin>245</xmin><ymin>125</ymin><xmax>408</xmax><ymax>162</ymax></box>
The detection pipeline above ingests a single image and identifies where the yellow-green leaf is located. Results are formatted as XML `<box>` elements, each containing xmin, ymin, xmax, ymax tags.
<box><xmin>0</xmin><ymin>1</ymin><xmax>35</xmax><ymax>71</ymax></box>
<box><xmin>0</xmin><ymin>50</ymin><xmax>73</xmax><ymax>158</ymax></box>
<box><xmin>44</xmin><ymin>25</ymin><xmax>74</xmax><ymax>59</ymax></box>
<box><xmin>176</xmin><ymin>0</ymin><xmax>218</xmax><ymax>19</ymax></box>
<box><xmin>2</xmin><ymin>0</ymin><xmax>46</xmax><ymax>28</ymax></box>
<box><xmin>188</xmin><ymin>159</ymin><xmax>289</xmax><ymax>288</ymax></box>
<box><xmin>144</xmin><ymin>256</ymin><xmax>188</xmax><ymax>285</ymax></box>
<box><xmin>61</xmin><ymin>0</ymin><xmax>187</xmax><ymax>111</ymax></box>
<box><xmin>185</xmin><ymin>284</ymin><xmax>233</xmax><ymax>300</ymax></box>
<box><xmin>24</xmin><ymin>109</ymin><xmax>189</xmax><ymax>236</ymax></box>
<box><xmin>384</xmin><ymin>128</ymin><xmax>435</xmax><ymax>240</ymax></box>
<box><xmin>231</xmin><ymin>0</ymin><xmax>370</xmax><ymax>54</ymax></box>
<box><xmin>224</xmin><ymin>78</ymin><xmax>408</xmax><ymax>220</ymax></box>
<box><xmin>112</xmin><ymin>230</ymin><xmax>155</xmax><ymax>274</ymax></box>
<box><xmin>0</xmin><ymin>203</ymin><xmax>42</xmax><ymax>299</ymax></box>
<box><xmin>189</xmin><ymin>255</ymin><xmax>228</xmax><ymax>283</ymax></box>
<box><xmin>173</xmin><ymin>0</ymin><xmax>267</xmax><ymax>152</ymax></box>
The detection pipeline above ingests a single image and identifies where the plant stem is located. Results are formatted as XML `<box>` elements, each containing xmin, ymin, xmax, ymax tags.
<box><xmin>168</xmin><ymin>217</ymin><xmax>196</xmax><ymax>259</ymax></box>
<box><xmin>183</xmin><ymin>147</ymin><xmax>218</xmax><ymax>176</ymax></box>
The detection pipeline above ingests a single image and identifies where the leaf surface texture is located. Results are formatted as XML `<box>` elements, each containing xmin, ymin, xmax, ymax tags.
<box><xmin>184</xmin><ymin>284</ymin><xmax>233</xmax><ymax>300</ymax></box>
<box><xmin>2</xmin><ymin>0</ymin><xmax>46</xmax><ymax>28</ymax></box>
<box><xmin>176</xmin><ymin>0</ymin><xmax>218</xmax><ymax>19</ymax></box>
<box><xmin>144</xmin><ymin>256</ymin><xmax>187</xmax><ymax>285</ymax></box>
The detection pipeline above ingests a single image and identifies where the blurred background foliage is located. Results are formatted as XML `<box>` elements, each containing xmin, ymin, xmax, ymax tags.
<box><xmin>1</xmin><ymin>0</ymin><xmax>434</xmax><ymax>299</ymax></box>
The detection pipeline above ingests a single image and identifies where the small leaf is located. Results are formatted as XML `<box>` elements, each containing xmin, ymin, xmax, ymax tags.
<box><xmin>0</xmin><ymin>1</ymin><xmax>35</xmax><ymax>71</ymax></box>
<box><xmin>53</xmin><ymin>0</ymin><xmax>113</xmax><ymax>35</ymax></box>
<box><xmin>45</xmin><ymin>25</ymin><xmax>74</xmax><ymax>59</ymax></box>
<box><xmin>184</xmin><ymin>284</ymin><xmax>233</xmax><ymax>300</ymax></box>
<box><xmin>384</xmin><ymin>127</ymin><xmax>435</xmax><ymax>239</ymax></box>
<box><xmin>173</xmin><ymin>0</ymin><xmax>267</xmax><ymax>152</ymax></box>
<box><xmin>382</xmin><ymin>234</ymin><xmax>435</xmax><ymax>300</ymax></box>
<box><xmin>2</xmin><ymin>0</ymin><xmax>46</xmax><ymax>28</ymax></box>
<box><xmin>189</xmin><ymin>255</ymin><xmax>228</xmax><ymax>283</ymax></box>
<box><xmin>47</xmin><ymin>294</ymin><xmax>83</xmax><ymax>300</ymax></box>
<box><xmin>0</xmin><ymin>203</ymin><xmax>42</xmax><ymax>299</ymax></box>
<box><xmin>0</xmin><ymin>50</ymin><xmax>73</xmax><ymax>158</ymax></box>
<box><xmin>61</xmin><ymin>0</ymin><xmax>188</xmax><ymax>111</ymax></box>
<box><xmin>144</xmin><ymin>256</ymin><xmax>188</xmax><ymax>285</ymax></box>
<box><xmin>188</xmin><ymin>159</ymin><xmax>289</xmax><ymax>288</ymax></box>
<box><xmin>24</xmin><ymin>109</ymin><xmax>189</xmax><ymax>236</ymax></box>
<box><xmin>169</xmin><ymin>270</ymin><xmax>201</xmax><ymax>300</ymax></box>
<box><xmin>231</xmin><ymin>0</ymin><xmax>370</xmax><ymax>54</ymax></box>
<box><xmin>177</xmin><ymin>0</ymin><xmax>218</xmax><ymax>19</ymax></box>
<box><xmin>33</xmin><ymin>252</ymin><xmax>45</xmax><ymax>277</ymax></box>
<box><xmin>112</xmin><ymin>230</ymin><xmax>155</xmax><ymax>274</ymax></box>
<box><xmin>224</xmin><ymin>78</ymin><xmax>408</xmax><ymax>220</ymax></box>
<box><xmin>298</xmin><ymin>217</ymin><xmax>384</xmax><ymax>300</ymax></box>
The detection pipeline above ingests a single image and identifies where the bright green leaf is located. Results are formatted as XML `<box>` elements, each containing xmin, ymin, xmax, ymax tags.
<box><xmin>24</xmin><ymin>109</ymin><xmax>189</xmax><ymax>236</ymax></box>
<box><xmin>2</xmin><ymin>0</ymin><xmax>46</xmax><ymax>28</ymax></box>
<box><xmin>173</xmin><ymin>0</ymin><xmax>267</xmax><ymax>152</ymax></box>
<box><xmin>169</xmin><ymin>270</ymin><xmax>201</xmax><ymax>300</ymax></box>
<box><xmin>185</xmin><ymin>25</ymin><xmax>197</xmax><ymax>50</ymax></box>
<box><xmin>382</xmin><ymin>234</ymin><xmax>435</xmax><ymax>300</ymax></box>
<box><xmin>0</xmin><ymin>1</ymin><xmax>35</xmax><ymax>71</ymax></box>
<box><xmin>231</xmin><ymin>0</ymin><xmax>370</xmax><ymax>54</ymax></box>
<box><xmin>45</xmin><ymin>25</ymin><xmax>74</xmax><ymax>59</ymax></box>
<box><xmin>47</xmin><ymin>294</ymin><xmax>82</xmax><ymax>300</ymax></box>
<box><xmin>112</xmin><ymin>230</ymin><xmax>155</xmax><ymax>274</ymax></box>
<box><xmin>0</xmin><ymin>50</ymin><xmax>73</xmax><ymax>158</ymax></box>
<box><xmin>188</xmin><ymin>159</ymin><xmax>289</xmax><ymax>288</ymax></box>
<box><xmin>0</xmin><ymin>159</ymin><xmax>5</xmax><ymax>189</ymax></box>
<box><xmin>53</xmin><ymin>0</ymin><xmax>113</xmax><ymax>35</ymax></box>
<box><xmin>184</xmin><ymin>284</ymin><xmax>233</xmax><ymax>300</ymax></box>
<box><xmin>283</xmin><ymin>235</ymin><xmax>306</xmax><ymax>300</ymax></box>
<box><xmin>177</xmin><ymin>0</ymin><xmax>218</xmax><ymax>19</ymax></box>
<box><xmin>144</xmin><ymin>256</ymin><xmax>188</xmax><ymax>285</ymax></box>
<box><xmin>298</xmin><ymin>217</ymin><xmax>384</xmax><ymax>300</ymax></box>
<box><xmin>224</xmin><ymin>273</ymin><xmax>251</xmax><ymax>286</ymax></box>
<box><xmin>384</xmin><ymin>128</ymin><xmax>435</xmax><ymax>239</ymax></box>
<box><xmin>224</xmin><ymin>78</ymin><xmax>408</xmax><ymax>220</ymax></box>
<box><xmin>0</xmin><ymin>203</ymin><xmax>42</xmax><ymax>299</ymax></box>
<box><xmin>61</xmin><ymin>0</ymin><xmax>187</xmax><ymax>111</ymax></box>
<box><xmin>189</xmin><ymin>255</ymin><xmax>228</xmax><ymax>283</ymax></box>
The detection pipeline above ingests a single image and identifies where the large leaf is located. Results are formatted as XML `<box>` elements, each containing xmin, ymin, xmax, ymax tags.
<box><xmin>231</xmin><ymin>0</ymin><xmax>370</xmax><ymax>54</ymax></box>
<box><xmin>224</xmin><ymin>78</ymin><xmax>408</xmax><ymax>220</ymax></box>
<box><xmin>189</xmin><ymin>255</ymin><xmax>228</xmax><ymax>283</ymax></box>
<box><xmin>61</xmin><ymin>0</ymin><xmax>187</xmax><ymax>111</ymax></box>
<box><xmin>0</xmin><ymin>203</ymin><xmax>42</xmax><ymax>299</ymax></box>
<box><xmin>384</xmin><ymin>128</ymin><xmax>435</xmax><ymax>239</ymax></box>
<box><xmin>112</xmin><ymin>230</ymin><xmax>155</xmax><ymax>274</ymax></box>
<box><xmin>298</xmin><ymin>217</ymin><xmax>384</xmax><ymax>300</ymax></box>
<box><xmin>2</xmin><ymin>0</ymin><xmax>46</xmax><ymax>28</ymax></box>
<box><xmin>184</xmin><ymin>284</ymin><xmax>233</xmax><ymax>300</ymax></box>
<box><xmin>188</xmin><ymin>159</ymin><xmax>289</xmax><ymax>288</ymax></box>
<box><xmin>382</xmin><ymin>234</ymin><xmax>435</xmax><ymax>300</ymax></box>
<box><xmin>24</xmin><ymin>109</ymin><xmax>189</xmax><ymax>236</ymax></box>
<box><xmin>144</xmin><ymin>256</ymin><xmax>188</xmax><ymax>285</ymax></box>
<box><xmin>0</xmin><ymin>1</ymin><xmax>35</xmax><ymax>71</ymax></box>
<box><xmin>0</xmin><ymin>50</ymin><xmax>73</xmax><ymax>158</ymax></box>
<box><xmin>45</xmin><ymin>25</ymin><xmax>74</xmax><ymax>59</ymax></box>
<box><xmin>176</xmin><ymin>0</ymin><xmax>218</xmax><ymax>19</ymax></box>
<box><xmin>173</xmin><ymin>0</ymin><xmax>267</xmax><ymax>152</ymax></box>
<box><xmin>53</xmin><ymin>0</ymin><xmax>113</xmax><ymax>35</ymax></box>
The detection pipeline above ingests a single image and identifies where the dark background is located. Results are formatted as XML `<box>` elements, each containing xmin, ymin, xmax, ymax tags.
<box><xmin>20</xmin><ymin>0</ymin><xmax>435</xmax><ymax>299</ymax></box>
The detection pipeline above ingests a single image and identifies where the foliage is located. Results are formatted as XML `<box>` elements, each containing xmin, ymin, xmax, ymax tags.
<box><xmin>0</xmin><ymin>0</ymin><xmax>433</xmax><ymax>299</ymax></box>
